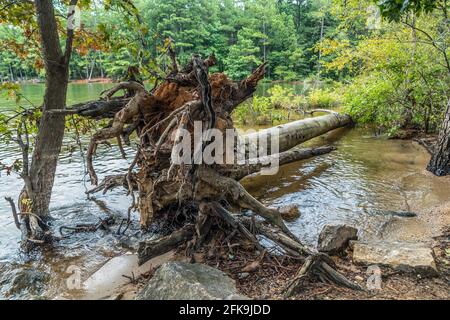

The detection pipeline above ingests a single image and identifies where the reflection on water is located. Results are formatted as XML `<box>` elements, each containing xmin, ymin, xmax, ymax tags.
<box><xmin>242</xmin><ymin>127</ymin><xmax>450</xmax><ymax>246</ymax></box>
<box><xmin>1</xmin><ymin>84</ymin><xmax>450</xmax><ymax>298</ymax></box>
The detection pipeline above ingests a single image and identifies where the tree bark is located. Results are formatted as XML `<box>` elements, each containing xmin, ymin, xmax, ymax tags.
<box><xmin>427</xmin><ymin>100</ymin><xmax>450</xmax><ymax>176</ymax></box>
<box><xmin>245</xmin><ymin>112</ymin><xmax>351</xmax><ymax>155</ymax></box>
<box><xmin>23</xmin><ymin>1</ymin><xmax>77</xmax><ymax>237</ymax></box>
<box><xmin>228</xmin><ymin>146</ymin><xmax>336</xmax><ymax>180</ymax></box>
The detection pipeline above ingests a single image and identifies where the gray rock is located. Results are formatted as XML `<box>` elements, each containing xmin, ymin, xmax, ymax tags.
<box><xmin>352</xmin><ymin>241</ymin><xmax>438</xmax><ymax>276</ymax></box>
<box><xmin>318</xmin><ymin>224</ymin><xmax>358</xmax><ymax>254</ymax></box>
<box><xmin>137</xmin><ymin>261</ymin><xmax>249</xmax><ymax>300</ymax></box>
<box><xmin>238</xmin><ymin>272</ymin><xmax>250</xmax><ymax>279</ymax></box>
<box><xmin>279</xmin><ymin>205</ymin><xmax>300</xmax><ymax>221</ymax></box>
<box><xmin>0</xmin><ymin>264</ymin><xmax>50</xmax><ymax>299</ymax></box>
<box><xmin>82</xmin><ymin>251</ymin><xmax>174</xmax><ymax>300</ymax></box>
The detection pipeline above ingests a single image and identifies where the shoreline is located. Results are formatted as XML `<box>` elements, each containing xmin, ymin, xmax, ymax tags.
<box><xmin>70</xmin><ymin>78</ymin><xmax>113</xmax><ymax>84</ymax></box>
<box><xmin>4</xmin><ymin>77</ymin><xmax>114</xmax><ymax>85</ymax></box>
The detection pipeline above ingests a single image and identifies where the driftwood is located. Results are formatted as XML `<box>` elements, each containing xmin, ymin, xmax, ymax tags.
<box><xmin>229</xmin><ymin>145</ymin><xmax>336</xmax><ymax>180</ymax></box>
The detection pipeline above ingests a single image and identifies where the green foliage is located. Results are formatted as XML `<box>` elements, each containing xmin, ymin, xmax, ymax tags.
<box><xmin>234</xmin><ymin>96</ymin><xmax>270</xmax><ymax>125</ymax></box>
<box><xmin>307</xmin><ymin>88</ymin><xmax>341</xmax><ymax>109</ymax></box>
<box><xmin>375</xmin><ymin>0</ymin><xmax>438</xmax><ymax>22</ymax></box>
<box><xmin>225</xmin><ymin>29</ymin><xmax>262</xmax><ymax>79</ymax></box>
<box><xmin>0</xmin><ymin>0</ymin><xmax>343</xmax><ymax>82</ymax></box>
<box><xmin>267</xmin><ymin>85</ymin><xmax>304</xmax><ymax>109</ymax></box>
<box><xmin>343</xmin><ymin>74</ymin><xmax>399</xmax><ymax>126</ymax></box>
<box><xmin>233</xmin><ymin>95</ymin><xmax>288</xmax><ymax>126</ymax></box>
<box><xmin>318</xmin><ymin>0</ymin><xmax>449</xmax><ymax>134</ymax></box>
<box><xmin>232</xmin><ymin>84</ymin><xmax>311</xmax><ymax>125</ymax></box>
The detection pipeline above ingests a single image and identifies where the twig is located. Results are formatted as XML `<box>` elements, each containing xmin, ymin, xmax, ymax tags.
<box><xmin>4</xmin><ymin>197</ymin><xmax>21</xmax><ymax>230</ymax></box>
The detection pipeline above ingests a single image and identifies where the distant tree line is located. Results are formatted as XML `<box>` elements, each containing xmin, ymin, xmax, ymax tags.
<box><xmin>0</xmin><ymin>0</ymin><xmax>337</xmax><ymax>82</ymax></box>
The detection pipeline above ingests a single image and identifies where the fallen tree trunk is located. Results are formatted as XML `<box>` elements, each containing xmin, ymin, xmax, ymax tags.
<box><xmin>69</xmin><ymin>98</ymin><xmax>130</xmax><ymax>119</ymax></box>
<box><xmin>228</xmin><ymin>145</ymin><xmax>336</xmax><ymax>180</ymax></box>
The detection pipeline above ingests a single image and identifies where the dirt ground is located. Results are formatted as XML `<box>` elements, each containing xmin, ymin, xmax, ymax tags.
<box><xmin>232</xmin><ymin>240</ymin><xmax>450</xmax><ymax>300</ymax></box>
<box><xmin>233</xmin><ymin>218</ymin><xmax>450</xmax><ymax>300</ymax></box>
<box><xmin>121</xmin><ymin>209</ymin><xmax>449</xmax><ymax>301</ymax></box>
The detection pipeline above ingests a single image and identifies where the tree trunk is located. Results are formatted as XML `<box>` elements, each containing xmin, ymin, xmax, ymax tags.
<box><xmin>245</xmin><ymin>111</ymin><xmax>351</xmax><ymax>155</ymax></box>
<box><xmin>19</xmin><ymin>1</ymin><xmax>77</xmax><ymax>244</ymax></box>
<box><xmin>427</xmin><ymin>100</ymin><xmax>450</xmax><ymax>176</ymax></box>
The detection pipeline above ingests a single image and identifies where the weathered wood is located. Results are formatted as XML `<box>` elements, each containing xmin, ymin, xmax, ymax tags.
<box><xmin>245</xmin><ymin>113</ymin><xmax>351</xmax><ymax>155</ymax></box>
<box><xmin>80</xmin><ymin>52</ymin><xmax>360</xmax><ymax>295</ymax></box>
<box><xmin>242</xmin><ymin>218</ymin><xmax>315</xmax><ymax>256</ymax></box>
<box><xmin>227</xmin><ymin>145</ymin><xmax>336</xmax><ymax>180</ymax></box>
<box><xmin>210</xmin><ymin>202</ymin><xmax>264</xmax><ymax>251</ymax></box>
<box><xmin>283</xmin><ymin>253</ymin><xmax>364</xmax><ymax>297</ymax></box>
<box><xmin>86</xmin><ymin>146</ymin><xmax>336</xmax><ymax>195</ymax></box>
<box><xmin>138</xmin><ymin>224</ymin><xmax>194</xmax><ymax>265</ymax></box>
<box><xmin>70</xmin><ymin>98</ymin><xmax>130</xmax><ymax>119</ymax></box>
<box><xmin>238</xmin><ymin>217</ymin><xmax>363</xmax><ymax>294</ymax></box>
<box><xmin>4</xmin><ymin>197</ymin><xmax>21</xmax><ymax>230</ymax></box>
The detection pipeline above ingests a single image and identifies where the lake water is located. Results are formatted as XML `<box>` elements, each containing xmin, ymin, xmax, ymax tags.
<box><xmin>0</xmin><ymin>82</ymin><xmax>448</xmax><ymax>299</ymax></box>
<box><xmin>0</xmin><ymin>82</ymin><xmax>307</xmax><ymax>109</ymax></box>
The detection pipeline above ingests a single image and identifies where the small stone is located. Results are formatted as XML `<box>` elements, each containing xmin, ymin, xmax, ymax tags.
<box><xmin>354</xmin><ymin>275</ymin><xmax>364</xmax><ymax>282</ymax></box>
<box><xmin>280</xmin><ymin>205</ymin><xmax>300</xmax><ymax>221</ymax></box>
<box><xmin>317</xmin><ymin>224</ymin><xmax>358</xmax><ymax>254</ymax></box>
<box><xmin>238</xmin><ymin>272</ymin><xmax>250</xmax><ymax>279</ymax></box>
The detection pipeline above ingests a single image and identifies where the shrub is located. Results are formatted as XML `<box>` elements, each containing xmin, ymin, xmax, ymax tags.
<box><xmin>233</xmin><ymin>95</ymin><xmax>287</xmax><ymax>126</ymax></box>
<box><xmin>267</xmin><ymin>85</ymin><xmax>305</xmax><ymax>110</ymax></box>
<box><xmin>306</xmin><ymin>88</ymin><xmax>341</xmax><ymax>109</ymax></box>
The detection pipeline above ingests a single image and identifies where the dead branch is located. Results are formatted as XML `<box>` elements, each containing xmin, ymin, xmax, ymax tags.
<box><xmin>138</xmin><ymin>224</ymin><xmax>195</xmax><ymax>265</ymax></box>
<box><xmin>4</xmin><ymin>197</ymin><xmax>21</xmax><ymax>230</ymax></box>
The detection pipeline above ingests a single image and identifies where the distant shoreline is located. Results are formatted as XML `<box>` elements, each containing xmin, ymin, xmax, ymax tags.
<box><xmin>4</xmin><ymin>77</ymin><xmax>114</xmax><ymax>85</ymax></box>
<box><xmin>70</xmin><ymin>77</ymin><xmax>113</xmax><ymax>84</ymax></box>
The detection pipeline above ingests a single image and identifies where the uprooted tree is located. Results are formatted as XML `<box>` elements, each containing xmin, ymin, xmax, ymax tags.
<box><xmin>64</xmin><ymin>50</ymin><xmax>358</xmax><ymax>295</ymax></box>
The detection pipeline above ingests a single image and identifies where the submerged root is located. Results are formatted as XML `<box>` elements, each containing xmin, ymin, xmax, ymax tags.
<box><xmin>4</xmin><ymin>195</ymin><xmax>53</xmax><ymax>249</ymax></box>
